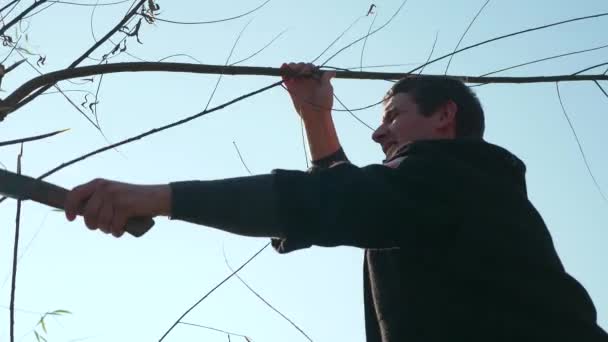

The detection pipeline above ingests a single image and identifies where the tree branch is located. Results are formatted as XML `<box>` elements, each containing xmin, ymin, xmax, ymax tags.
<box><xmin>0</xmin><ymin>0</ymin><xmax>49</xmax><ymax>37</ymax></box>
<box><xmin>1</xmin><ymin>62</ymin><xmax>607</xmax><ymax>120</ymax></box>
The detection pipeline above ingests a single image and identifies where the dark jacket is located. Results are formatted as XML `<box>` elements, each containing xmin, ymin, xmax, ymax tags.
<box><xmin>170</xmin><ymin>139</ymin><xmax>607</xmax><ymax>342</ymax></box>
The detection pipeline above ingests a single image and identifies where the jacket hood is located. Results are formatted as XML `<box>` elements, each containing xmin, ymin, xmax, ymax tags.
<box><xmin>388</xmin><ymin>139</ymin><xmax>528</xmax><ymax>195</ymax></box>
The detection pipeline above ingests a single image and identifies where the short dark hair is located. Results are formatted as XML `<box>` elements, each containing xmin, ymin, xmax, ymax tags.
<box><xmin>385</xmin><ymin>76</ymin><xmax>485</xmax><ymax>139</ymax></box>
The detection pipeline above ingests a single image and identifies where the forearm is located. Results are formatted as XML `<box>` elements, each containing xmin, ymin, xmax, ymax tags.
<box><xmin>167</xmin><ymin>175</ymin><xmax>284</xmax><ymax>238</ymax></box>
<box><xmin>303</xmin><ymin>114</ymin><xmax>342</xmax><ymax>161</ymax></box>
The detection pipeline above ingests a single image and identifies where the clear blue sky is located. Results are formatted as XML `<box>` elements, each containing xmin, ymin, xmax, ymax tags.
<box><xmin>0</xmin><ymin>0</ymin><xmax>607</xmax><ymax>341</ymax></box>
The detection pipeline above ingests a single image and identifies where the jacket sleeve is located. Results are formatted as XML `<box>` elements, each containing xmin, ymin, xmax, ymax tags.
<box><xmin>270</xmin><ymin>159</ymin><xmax>447</xmax><ymax>252</ymax></box>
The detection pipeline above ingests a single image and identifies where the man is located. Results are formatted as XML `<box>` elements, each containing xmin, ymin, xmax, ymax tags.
<box><xmin>65</xmin><ymin>63</ymin><xmax>607</xmax><ymax>341</ymax></box>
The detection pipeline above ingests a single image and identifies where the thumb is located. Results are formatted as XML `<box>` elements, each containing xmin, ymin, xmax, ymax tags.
<box><xmin>321</xmin><ymin>70</ymin><xmax>336</xmax><ymax>84</ymax></box>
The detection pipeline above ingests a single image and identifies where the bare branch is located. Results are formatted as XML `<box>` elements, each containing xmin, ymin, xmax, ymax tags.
<box><xmin>0</xmin><ymin>0</ymin><xmax>49</xmax><ymax>37</ymax></box>
<box><xmin>360</xmin><ymin>11</ymin><xmax>378</xmax><ymax>71</ymax></box>
<box><xmin>406</xmin><ymin>11</ymin><xmax>608</xmax><ymax>75</ymax></box>
<box><xmin>320</xmin><ymin>0</ymin><xmax>409</xmax><ymax>67</ymax></box>
<box><xmin>479</xmin><ymin>43</ymin><xmax>608</xmax><ymax>77</ymax></box>
<box><xmin>333</xmin><ymin>93</ymin><xmax>374</xmax><ymax>130</ymax></box>
<box><xmin>0</xmin><ymin>0</ymin><xmax>19</xmax><ymax>15</ymax></box>
<box><xmin>555</xmin><ymin>83</ymin><xmax>607</xmax><ymax>203</ymax></box>
<box><xmin>444</xmin><ymin>0</ymin><xmax>490</xmax><ymax>74</ymax></box>
<box><xmin>178</xmin><ymin>322</ymin><xmax>250</xmax><ymax>339</ymax></box>
<box><xmin>223</xmin><ymin>246</ymin><xmax>313</xmax><ymax>342</ymax></box>
<box><xmin>0</xmin><ymin>128</ymin><xmax>69</xmax><ymax>147</ymax></box>
<box><xmin>594</xmin><ymin>80</ymin><xmax>608</xmax><ymax>100</ymax></box>
<box><xmin>12</xmin><ymin>0</ymin><xmax>147</xmax><ymax>111</ymax></box>
<box><xmin>158</xmin><ymin>243</ymin><xmax>270</xmax><ymax>341</ymax></box>
<box><xmin>2</xmin><ymin>62</ymin><xmax>608</xmax><ymax>120</ymax></box>
<box><xmin>232</xmin><ymin>141</ymin><xmax>252</xmax><ymax>175</ymax></box>
<box><xmin>418</xmin><ymin>31</ymin><xmax>439</xmax><ymax>75</ymax></box>
<box><xmin>143</xmin><ymin>0</ymin><xmax>270</xmax><ymax>25</ymax></box>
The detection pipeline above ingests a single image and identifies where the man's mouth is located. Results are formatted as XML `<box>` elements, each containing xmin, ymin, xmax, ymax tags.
<box><xmin>382</xmin><ymin>143</ymin><xmax>397</xmax><ymax>157</ymax></box>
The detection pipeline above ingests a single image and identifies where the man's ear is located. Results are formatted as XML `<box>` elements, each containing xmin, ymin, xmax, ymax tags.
<box><xmin>436</xmin><ymin>100</ymin><xmax>457</xmax><ymax>130</ymax></box>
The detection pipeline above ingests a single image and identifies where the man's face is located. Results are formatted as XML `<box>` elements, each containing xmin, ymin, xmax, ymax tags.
<box><xmin>372</xmin><ymin>92</ymin><xmax>453</xmax><ymax>159</ymax></box>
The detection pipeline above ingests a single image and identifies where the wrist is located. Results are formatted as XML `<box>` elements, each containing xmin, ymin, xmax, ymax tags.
<box><xmin>150</xmin><ymin>184</ymin><xmax>172</xmax><ymax>217</ymax></box>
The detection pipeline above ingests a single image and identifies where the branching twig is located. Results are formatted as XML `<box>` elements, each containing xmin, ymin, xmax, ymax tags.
<box><xmin>0</xmin><ymin>0</ymin><xmax>49</xmax><ymax>37</ymax></box>
<box><xmin>320</xmin><ymin>0</ymin><xmax>409</xmax><ymax>67</ymax></box>
<box><xmin>222</xmin><ymin>246</ymin><xmax>313</xmax><ymax>342</ymax></box>
<box><xmin>406</xmin><ymin>11</ymin><xmax>608</xmax><ymax>75</ymax></box>
<box><xmin>158</xmin><ymin>243</ymin><xmax>270</xmax><ymax>341</ymax></box>
<box><xmin>418</xmin><ymin>31</ymin><xmax>439</xmax><ymax>75</ymax></box>
<box><xmin>0</xmin><ymin>128</ymin><xmax>69</xmax><ymax>147</ymax></box>
<box><xmin>444</xmin><ymin>0</ymin><xmax>490</xmax><ymax>74</ymax></box>
<box><xmin>594</xmin><ymin>80</ymin><xmax>608</xmax><ymax>100</ymax></box>
<box><xmin>333</xmin><ymin>93</ymin><xmax>374</xmax><ymax>130</ymax></box>
<box><xmin>142</xmin><ymin>0</ymin><xmax>270</xmax><ymax>25</ymax></box>
<box><xmin>12</xmin><ymin>0</ymin><xmax>147</xmax><ymax>111</ymax></box>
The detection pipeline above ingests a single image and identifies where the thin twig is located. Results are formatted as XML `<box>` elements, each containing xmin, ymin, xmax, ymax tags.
<box><xmin>406</xmin><ymin>11</ymin><xmax>608</xmax><ymax>75</ymax></box>
<box><xmin>333</xmin><ymin>93</ymin><xmax>374</xmax><ymax>130</ymax></box>
<box><xmin>476</xmin><ymin>43</ymin><xmax>608</xmax><ymax>80</ymax></box>
<box><xmin>222</xmin><ymin>246</ymin><xmax>313</xmax><ymax>342</ymax></box>
<box><xmin>0</xmin><ymin>128</ymin><xmax>69</xmax><ymax>147</ymax></box>
<box><xmin>12</xmin><ymin>0</ymin><xmax>147</xmax><ymax>111</ymax></box>
<box><xmin>230</xmin><ymin>29</ymin><xmax>287</xmax><ymax>66</ymax></box>
<box><xmin>310</xmin><ymin>15</ymin><xmax>365</xmax><ymax>64</ymax></box>
<box><xmin>320</xmin><ymin>0</ymin><xmax>409</xmax><ymax>67</ymax></box>
<box><xmin>179</xmin><ymin>322</ymin><xmax>250</xmax><ymax>339</ymax></box>
<box><xmin>0</xmin><ymin>0</ymin><xmax>49</xmax><ymax>37</ymax></box>
<box><xmin>0</xmin><ymin>80</ymin><xmax>284</xmax><ymax>206</ymax></box>
<box><xmin>143</xmin><ymin>0</ymin><xmax>270</xmax><ymax>25</ymax></box>
<box><xmin>158</xmin><ymin>243</ymin><xmax>270</xmax><ymax>341</ymax></box>
<box><xmin>232</xmin><ymin>141</ymin><xmax>252</xmax><ymax>175</ymax></box>
<box><xmin>204</xmin><ymin>18</ymin><xmax>252</xmax><ymax>111</ymax></box>
<box><xmin>360</xmin><ymin>11</ymin><xmax>378</xmax><ymax>72</ymax></box>
<box><xmin>301</xmin><ymin>117</ymin><xmax>309</xmax><ymax>168</ymax></box>
<box><xmin>555</xmin><ymin>83</ymin><xmax>607</xmax><ymax>203</ymax></box>
<box><xmin>444</xmin><ymin>0</ymin><xmax>490</xmax><ymax>74</ymax></box>
<box><xmin>9</xmin><ymin>143</ymin><xmax>24</xmax><ymax>342</ymax></box>
<box><xmin>0</xmin><ymin>0</ymin><xmax>19</xmax><ymax>15</ymax></box>
<box><xmin>418</xmin><ymin>31</ymin><xmax>439</xmax><ymax>75</ymax></box>
<box><xmin>594</xmin><ymin>80</ymin><xmax>608</xmax><ymax>99</ymax></box>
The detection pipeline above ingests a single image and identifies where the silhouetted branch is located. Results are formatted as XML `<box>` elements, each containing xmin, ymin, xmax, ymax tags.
<box><xmin>0</xmin><ymin>0</ymin><xmax>49</xmax><ymax>37</ymax></box>
<box><xmin>444</xmin><ymin>0</ymin><xmax>490</xmax><ymax>74</ymax></box>
<box><xmin>141</xmin><ymin>0</ymin><xmax>270</xmax><ymax>25</ymax></box>
<box><xmin>159</xmin><ymin>243</ymin><xmax>270</xmax><ymax>341</ymax></box>
<box><xmin>3</xmin><ymin>62</ymin><xmax>608</xmax><ymax>120</ymax></box>
<box><xmin>0</xmin><ymin>128</ymin><xmax>69</xmax><ymax>147</ymax></box>
<box><xmin>555</xmin><ymin>83</ymin><xmax>607</xmax><ymax>203</ymax></box>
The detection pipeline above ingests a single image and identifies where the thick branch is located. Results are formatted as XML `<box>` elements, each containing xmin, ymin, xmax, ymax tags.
<box><xmin>1</xmin><ymin>62</ymin><xmax>607</xmax><ymax>120</ymax></box>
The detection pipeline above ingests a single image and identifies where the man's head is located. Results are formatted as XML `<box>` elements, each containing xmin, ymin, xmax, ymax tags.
<box><xmin>372</xmin><ymin>76</ymin><xmax>485</xmax><ymax>159</ymax></box>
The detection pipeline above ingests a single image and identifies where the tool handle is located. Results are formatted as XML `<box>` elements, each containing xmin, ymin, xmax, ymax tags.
<box><xmin>30</xmin><ymin>178</ymin><xmax>155</xmax><ymax>237</ymax></box>
<box><xmin>124</xmin><ymin>216</ymin><xmax>155</xmax><ymax>237</ymax></box>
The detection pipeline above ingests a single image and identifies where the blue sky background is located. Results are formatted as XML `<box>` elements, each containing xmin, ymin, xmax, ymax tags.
<box><xmin>0</xmin><ymin>0</ymin><xmax>607</xmax><ymax>341</ymax></box>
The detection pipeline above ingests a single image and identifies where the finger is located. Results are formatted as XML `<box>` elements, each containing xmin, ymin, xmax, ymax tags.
<box><xmin>97</xmin><ymin>197</ymin><xmax>114</xmax><ymax>234</ymax></box>
<box><xmin>83</xmin><ymin>189</ymin><xmax>104</xmax><ymax>231</ymax></box>
<box><xmin>65</xmin><ymin>179</ymin><xmax>102</xmax><ymax>221</ymax></box>
<box><xmin>111</xmin><ymin>213</ymin><xmax>127</xmax><ymax>238</ymax></box>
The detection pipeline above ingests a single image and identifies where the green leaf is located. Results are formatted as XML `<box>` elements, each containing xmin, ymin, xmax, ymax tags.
<box><xmin>39</xmin><ymin>316</ymin><xmax>47</xmax><ymax>333</ymax></box>
<box><xmin>50</xmin><ymin>309</ymin><xmax>72</xmax><ymax>315</ymax></box>
<box><xmin>34</xmin><ymin>330</ymin><xmax>41</xmax><ymax>342</ymax></box>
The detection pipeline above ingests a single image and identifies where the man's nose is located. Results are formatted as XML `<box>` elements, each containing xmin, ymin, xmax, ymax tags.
<box><xmin>372</xmin><ymin>124</ymin><xmax>386</xmax><ymax>143</ymax></box>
